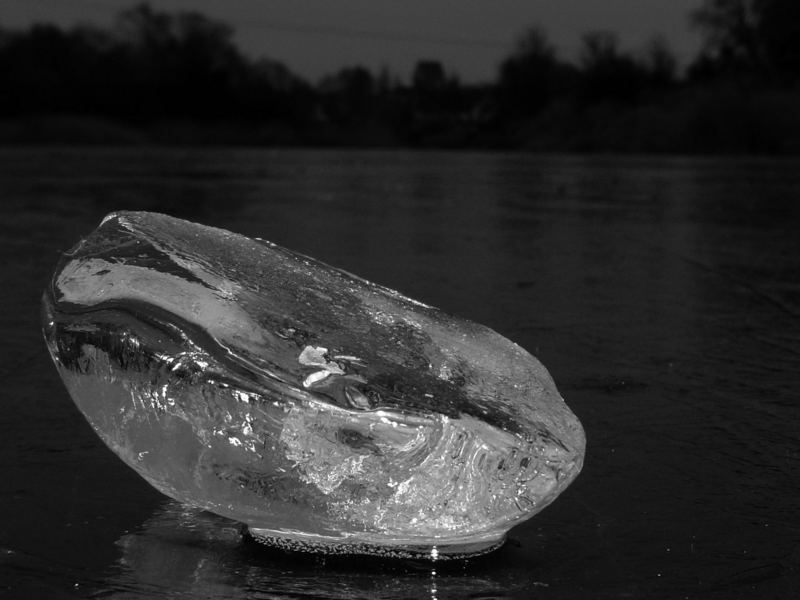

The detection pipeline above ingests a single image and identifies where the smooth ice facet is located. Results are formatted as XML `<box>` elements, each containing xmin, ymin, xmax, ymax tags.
<box><xmin>43</xmin><ymin>211</ymin><xmax>585</xmax><ymax>559</ymax></box>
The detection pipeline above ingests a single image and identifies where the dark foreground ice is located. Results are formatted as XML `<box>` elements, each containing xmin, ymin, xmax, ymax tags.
<box><xmin>42</xmin><ymin>211</ymin><xmax>585</xmax><ymax>559</ymax></box>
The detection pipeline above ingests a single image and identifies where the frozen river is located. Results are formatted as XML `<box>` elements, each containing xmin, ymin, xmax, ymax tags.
<box><xmin>1</xmin><ymin>148</ymin><xmax>798</xmax><ymax>599</ymax></box>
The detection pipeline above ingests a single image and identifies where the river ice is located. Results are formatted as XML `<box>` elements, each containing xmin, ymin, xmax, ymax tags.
<box><xmin>42</xmin><ymin>211</ymin><xmax>585</xmax><ymax>559</ymax></box>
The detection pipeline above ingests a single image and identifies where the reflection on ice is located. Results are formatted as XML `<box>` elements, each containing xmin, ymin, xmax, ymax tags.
<box><xmin>43</xmin><ymin>211</ymin><xmax>585</xmax><ymax>558</ymax></box>
<box><xmin>107</xmin><ymin>500</ymin><xmax>521</xmax><ymax>600</ymax></box>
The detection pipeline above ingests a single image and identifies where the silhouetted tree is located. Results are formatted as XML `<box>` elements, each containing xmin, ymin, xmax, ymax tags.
<box><xmin>496</xmin><ymin>27</ymin><xmax>567</xmax><ymax>117</ymax></box>
<box><xmin>691</xmin><ymin>0</ymin><xmax>763</xmax><ymax>74</ymax></box>
<box><xmin>691</xmin><ymin>0</ymin><xmax>800</xmax><ymax>81</ymax></box>
<box><xmin>319</xmin><ymin>66</ymin><xmax>376</xmax><ymax>125</ymax></box>
<box><xmin>579</xmin><ymin>31</ymin><xmax>647</xmax><ymax>104</ymax></box>
<box><xmin>412</xmin><ymin>60</ymin><xmax>445</xmax><ymax>93</ymax></box>
<box><xmin>373</xmin><ymin>67</ymin><xmax>414</xmax><ymax>142</ymax></box>
<box><xmin>237</xmin><ymin>57</ymin><xmax>314</xmax><ymax>125</ymax></box>
<box><xmin>412</xmin><ymin>60</ymin><xmax>458</xmax><ymax>113</ymax></box>
<box><xmin>0</xmin><ymin>24</ymin><xmax>122</xmax><ymax>115</ymax></box>
<box><xmin>757</xmin><ymin>0</ymin><xmax>800</xmax><ymax>80</ymax></box>
<box><xmin>643</xmin><ymin>35</ymin><xmax>678</xmax><ymax>89</ymax></box>
<box><xmin>375</xmin><ymin>67</ymin><xmax>394</xmax><ymax>97</ymax></box>
<box><xmin>115</xmin><ymin>3</ymin><xmax>244</xmax><ymax>118</ymax></box>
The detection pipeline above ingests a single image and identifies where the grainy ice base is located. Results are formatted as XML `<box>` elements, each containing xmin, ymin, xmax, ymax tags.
<box><xmin>247</xmin><ymin>527</ymin><xmax>506</xmax><ymax>560</ymax></box>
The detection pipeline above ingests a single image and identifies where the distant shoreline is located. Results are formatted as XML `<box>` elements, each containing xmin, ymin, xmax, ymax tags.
<box><xmin>3</xmin><ymin>4</ymin><xmax>800</xmax><ymax>155</ymax></box>
<box><xmin>3</xmin><ymin>99</ymin><xmax>799</xmax><ymax>155</ymax></box>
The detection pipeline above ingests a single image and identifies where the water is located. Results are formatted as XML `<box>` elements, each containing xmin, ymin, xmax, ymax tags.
<box><xmin>1</xmin><ymin>147</ymin><xmax>799</xmax><ymax>598</ymax></box>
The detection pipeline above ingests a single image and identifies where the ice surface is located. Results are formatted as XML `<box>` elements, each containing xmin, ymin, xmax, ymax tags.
<box><xmin>42</xmin><ymin>211</ymin><xmax>585</xmax><ymax>559</ymax></box>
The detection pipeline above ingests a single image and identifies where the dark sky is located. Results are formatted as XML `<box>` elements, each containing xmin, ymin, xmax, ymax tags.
<box><xmin>3</xmin><ymin>0</ymin><xmax>703</xmax><ymax>82</ymax></box>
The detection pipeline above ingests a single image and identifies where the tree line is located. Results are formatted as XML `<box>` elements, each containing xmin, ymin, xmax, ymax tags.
<box><xmin>1</xmin><ymin>1</ymin><xmax>799</xmax><ymax>152</ymax></box>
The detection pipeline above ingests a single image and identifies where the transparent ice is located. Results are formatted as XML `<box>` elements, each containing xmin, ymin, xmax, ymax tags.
<box><xmin>42</xmin><ymin>211</ymin><xmax>585</xmax><ymax>559</ymax></box>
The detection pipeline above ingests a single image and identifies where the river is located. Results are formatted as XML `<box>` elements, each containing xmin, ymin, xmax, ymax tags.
<box><xmin>1</xmin><ymin>147</ymin><xmax>798</xmax><ymax>599</ymax></box>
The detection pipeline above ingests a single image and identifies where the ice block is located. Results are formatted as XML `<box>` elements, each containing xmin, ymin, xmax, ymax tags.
<box><xmin>42</xmin><ymin>211</ymin><xmax>585</xmax><ymax>559</ymax></box>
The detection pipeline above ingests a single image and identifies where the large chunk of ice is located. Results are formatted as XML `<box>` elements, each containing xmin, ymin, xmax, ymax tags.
<box><xmin>42</xmin><ymin>211</ymin><xmax>585</xmax><ymax>559</ymax></box>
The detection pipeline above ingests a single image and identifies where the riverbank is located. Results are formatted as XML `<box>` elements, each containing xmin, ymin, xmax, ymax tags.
<box><xmin>3</xmin><ymin>86</ymin><xmax>800</xmax><ymax>154</ymax></box>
